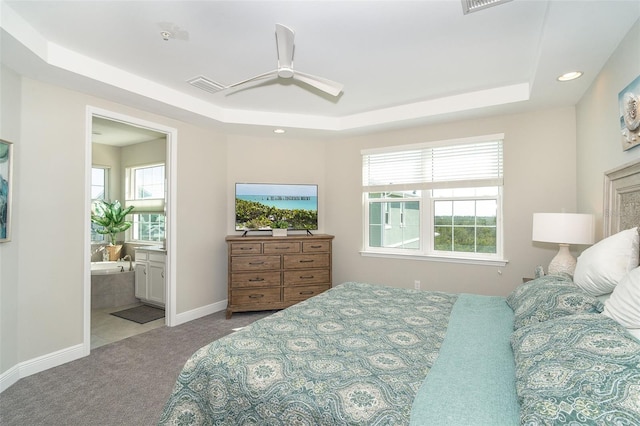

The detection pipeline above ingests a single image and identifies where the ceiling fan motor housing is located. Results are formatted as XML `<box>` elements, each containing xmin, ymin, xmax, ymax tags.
<box><xmin>277</xmin><ymin>67</ymin><xmax>294</xmax><ymax>78</ymax></box>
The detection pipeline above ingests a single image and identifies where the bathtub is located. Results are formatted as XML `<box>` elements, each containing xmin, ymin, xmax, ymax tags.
<box><xmin>91</xmin><ymin>261</ymin><xmax>136</xmax><ymax>275</ymax></box>
<box><xmin>91</xmin><ymin>261</ymin><xmax>137</xmax><ymax>309</ymax></box>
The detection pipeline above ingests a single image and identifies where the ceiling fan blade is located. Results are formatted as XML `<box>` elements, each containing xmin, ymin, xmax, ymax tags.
<box><xmin>293</xmin><ymin>70</ymin><xmax>344</xmax><ymax>97</ymax></box>
<box><xmin>227</xmin><ymin>70</ymin><xmax>278</xmax><ymax>89</ymax></box>
<box><xmin>275</xmin><ymin>24</ymin><xmax>295</xmax><ymax>69</ymax></box>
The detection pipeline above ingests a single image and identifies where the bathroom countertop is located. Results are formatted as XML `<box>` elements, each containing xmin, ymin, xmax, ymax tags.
<box><xmin>134</xmin><ymin>245</ymin><xmax>166</xmax><ymax>253</ymax></box>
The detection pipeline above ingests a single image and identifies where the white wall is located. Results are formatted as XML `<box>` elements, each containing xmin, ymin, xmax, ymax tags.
<box><xmin>325</xmin><ymin>107</ymin><xmax>578</xmax><ymax>296</ymax></box>
<box><xmin>577</xmin><ymin>20</ymin><xmax>640</xmax><ymax>235</ymax></box>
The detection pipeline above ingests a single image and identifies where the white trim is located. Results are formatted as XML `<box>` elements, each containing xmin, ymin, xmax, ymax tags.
<box><xmin>0</xmin><ymin>365</ymin><xmax>19</xmax><ymax>393</ymax></box>
<box><xmin>85</xmin><ymin>106</ymin><xmax>179</xmax><ymax>341</ymax></box>
<box><xmin>0</xmin><ymin>344</ymin><xmax>85</xmax><ymax>393</ymax></box>
<box><xmin>173</xmin><ymin>299</ymin><xmax>228</xmax><ymax>326</ymax></box>
<box><xmin>166</xmin><ymin>126</ymin><xmax>178</xmax><ymax>326</ymax></box>
<box><xmin>360</xmin><ymin>251</ymin><xmax>509</xmax><ymax>267</ymax></box>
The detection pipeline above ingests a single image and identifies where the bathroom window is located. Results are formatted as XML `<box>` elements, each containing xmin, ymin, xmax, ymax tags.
<box><xmin>91</xmin><ymin>167</ymin><xmax>109</xmax><ymax>242</ymax></box>
<box><xmin>126</xmin><ymin>164</ymin><xmax>165</xmax><ymax>243</ymax></box>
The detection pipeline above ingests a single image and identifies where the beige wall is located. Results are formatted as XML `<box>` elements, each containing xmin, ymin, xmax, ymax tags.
<box><xmin>174</xmin><ymin>124</ymin><xmax>228</xmax><ymax>312</ymax></box>
<box><xmin>577</xmin><ymin>20</ymin><xmax>640</xmax><ymax>236</ymax></box>
<box><xmin>2</xmin><ymin>20</ymin><xmax>637</xmax><ymax>388</ymax></box>
<box><xmin>92</xmin><ymin>143</ymin><xmax>122</xmax><ymax>202</ymax></box>
<box><xmin>325</xmin><ymin>107</ymin><xmax>577</xmax><ymax>296</ymax></box>
<box><xmin>225</xmin><ymin>134</ymin><xmax>327</xmax><ymax>234</ymax></box>
<box><xmin>0</xmin><ymin>75</ymin><xmax>227</xmax><ymax>381</ymax></box>
<box><xmin>0</xmin><ymin>66</ymin><xmax>21</xmax><ymax>374</ymax></box>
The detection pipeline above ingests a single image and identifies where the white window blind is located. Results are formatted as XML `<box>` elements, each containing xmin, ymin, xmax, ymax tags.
<box><xmin>363</xmin><ymin>136</ymin><xmax>503</xmax><ymax>192</ymax></box>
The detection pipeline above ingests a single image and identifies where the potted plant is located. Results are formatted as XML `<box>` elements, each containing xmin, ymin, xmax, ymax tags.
<box><xmin>271</xmin><ymin>220</ymin><xmax>288</xmax><ymax>237</ymax></box>
<box><xmin>91</xmin><ymin>200</ymin><xmax>134</xmax><ymax>260</ymax></box>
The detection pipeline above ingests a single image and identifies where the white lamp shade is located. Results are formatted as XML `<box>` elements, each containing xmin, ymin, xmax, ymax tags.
<box><xmin>532</xmin><ymin>213</ymin><xmax>595</xmax><ymax>245</ymax></box>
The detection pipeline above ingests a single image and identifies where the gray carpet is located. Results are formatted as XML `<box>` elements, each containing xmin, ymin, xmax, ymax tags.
<box><xmin>0</xmin><ymin>309</ymin><xmax>274</xmax><ymax>426</ymax></box>
<box><xmin>111</xmin><ymin>305</ymin><xmax>165</xmax><ymax>324</ymax></box>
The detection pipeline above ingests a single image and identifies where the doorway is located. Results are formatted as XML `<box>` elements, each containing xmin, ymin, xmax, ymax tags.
<box><xmin>84</xmin><ymin>107</ymin><xmax>177</xmax><ymax>353</ymax></box>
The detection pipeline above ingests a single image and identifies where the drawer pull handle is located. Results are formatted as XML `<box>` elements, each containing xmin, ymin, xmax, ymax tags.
<box><xmin>239</xmin><ymin>247</ymin><xmax>254</xmax><ymax>251</ymax></box>
<box><xmin>249</xmin><ymin>278</ymin><xmax>265</xmax><ymax>282</ymax></box>
<box><xmin>310</xmin><ymin>245</ymin><xmax>322</xmax><ymax>248</ymax></box>
<box><xmin>249</xmin><ymin>262</ymin><xmax>265</xmax><ymax>265</ymax></box>
<box><xmin>300</xmin><ymin>291</ymin><xmax>314</xmax><ymax>295</ymax></box>
<box><xmin>300</xmin><ymin>275</ymin><xmax>314</xmax><ymax>279</ymax></box>
<box><xmin>275</xmin><ymin>246</ymin><xmax>290</xmax><ymax>250</ymax></box>
<box><xmin>249</xmin><ymin>294</ymin><xmax>264</xmax><ymax>299</ymax></box>
<box><xmin>299</xmin><ymin>260</ymin><xmax>314</xmax><ymax>263</ymax></box>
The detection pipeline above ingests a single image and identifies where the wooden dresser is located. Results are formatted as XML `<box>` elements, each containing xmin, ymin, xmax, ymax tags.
<box><xmin>226</xmin><ymin>234</ymin><xmax>334</xmax><ymax>318</ymax></box>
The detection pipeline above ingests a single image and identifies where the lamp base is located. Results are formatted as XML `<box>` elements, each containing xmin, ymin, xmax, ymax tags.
<box><xmin>548</xmin><ymin>243</ymin><xmax>577</xmax><ymax>276</ymax></box>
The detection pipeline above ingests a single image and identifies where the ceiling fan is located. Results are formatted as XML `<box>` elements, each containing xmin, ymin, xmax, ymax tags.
<box><xmin>227</xmin><ymin>24</ymin><xmax>344</xmax><ymax>97</ymax></box>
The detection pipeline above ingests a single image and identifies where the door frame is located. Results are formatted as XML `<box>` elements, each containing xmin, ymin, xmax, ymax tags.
<box><xmin>83</xmin><ymin>106</ymin><xmax>178</xmax><ymax>355</ymax></box>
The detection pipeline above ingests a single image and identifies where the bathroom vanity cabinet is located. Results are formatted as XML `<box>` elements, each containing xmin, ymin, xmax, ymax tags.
<box><xmin>135</xmin><ymin>248</ymin><xmax>166</xmax><ymax>307</ymax></box>
<box><xmin>225</xmin><ymin>234</ymin><xmax>334</xmax><ymax>318</ymax></box>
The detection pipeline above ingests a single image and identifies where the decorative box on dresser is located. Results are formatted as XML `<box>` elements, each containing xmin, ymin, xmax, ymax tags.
<box><xmin>226</xmin><ymin>234</ymin><xmax>334</xmax><ymax>318</ymax></box>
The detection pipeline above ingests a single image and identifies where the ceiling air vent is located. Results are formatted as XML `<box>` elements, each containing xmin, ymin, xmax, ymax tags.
<box><xmin>187</xmin><ymin>76</ymin><xmax>226</xmax><ymax>94</ymax></box>
<box><xmin>462</xmin><ymin>0</ymin><xmax>512</xmax><ymax>14</ymax></box>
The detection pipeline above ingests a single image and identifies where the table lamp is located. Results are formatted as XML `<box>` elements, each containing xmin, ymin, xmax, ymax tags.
<box><xmin>532</xmin><ymin>213</ymin><xmax>595</xmax><ymax>275</ymax></box>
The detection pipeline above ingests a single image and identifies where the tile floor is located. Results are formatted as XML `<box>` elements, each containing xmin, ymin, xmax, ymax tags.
<box><xmin>90</xmin><ymin>303</ymin><xmax>165</xmax><ymax>350</ymax></box>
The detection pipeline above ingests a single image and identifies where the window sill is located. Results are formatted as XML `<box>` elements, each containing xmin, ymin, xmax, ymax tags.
<box><xmin>360</xmin><ymin>250</ymin><xmax>509</xmax><ymax>267</ymax></box>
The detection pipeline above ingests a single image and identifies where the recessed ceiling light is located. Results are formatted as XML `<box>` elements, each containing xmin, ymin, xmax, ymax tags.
<box><xmin>273</xmin><ymin>129</ymin><xmax>286</xmax><ymax>134</ymax></box>
<box><xmin>557</xmin><ymin>71</ymin><xmax>583</xmax><ymax>82</ymax></box>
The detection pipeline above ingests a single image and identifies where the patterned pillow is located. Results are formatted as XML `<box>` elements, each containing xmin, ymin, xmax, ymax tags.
<box><xmin>506</xmin><ymin>275</ymin><xmax>603</xmax><ymax>330</ymax></box>
<box><xmin>511</xmin><ymin>314</ymin><xmax>640</xmax><ymax>425</ymax></box>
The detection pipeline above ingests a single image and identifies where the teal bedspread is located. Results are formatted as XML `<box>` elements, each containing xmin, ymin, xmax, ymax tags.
<box><xmin>409</xmin><ymin>294</ymin><xmax>519</xmax><ymax>425</ymax></box>
<box><xmin>159</xmin><ymin>282</ymin><xmax>458</xmax><ymax>425</ymax></box>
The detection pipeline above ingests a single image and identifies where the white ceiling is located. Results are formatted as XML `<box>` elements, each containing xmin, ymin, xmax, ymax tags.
<box><xmin>92</xmin><ymin>116</ymin><xmax>166</xmax><ymax>146</ymax></box>
<box><xmin>2</xmin><ymin>0</ymin><xmax>639</xmax><ymax>138</ymax></box>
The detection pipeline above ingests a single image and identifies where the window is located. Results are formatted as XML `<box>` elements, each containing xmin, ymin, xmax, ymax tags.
<box><xmin>91</xmin><ymin>167</ymin><xmax>109</xmax><ymax>242</ymax></box>
<box><xmin>126</xmin><ymin>164</ymin><xmax>165</xmax><ymax>243</ymax></box>
<box><xmin>362</xmin><ymin>135</ymin><xmax>505</xmax><ymax>264</ymax></box>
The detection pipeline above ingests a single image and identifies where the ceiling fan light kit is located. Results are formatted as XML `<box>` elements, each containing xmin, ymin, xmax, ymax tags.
<box><xmin>226</xmin><ymin>24</ymin><xmax>344</xmax><ymax>97</ymax></box>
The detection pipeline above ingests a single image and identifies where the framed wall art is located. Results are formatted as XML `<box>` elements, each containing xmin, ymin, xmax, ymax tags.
<box><xmin>0</xmin><ymin>139</ymin><xmax>13</xmax><ymax>242</ymax></box>
<box><xmin>619</xmin><ymin>75</ymin><xmax>640</xmax><ymax>151</ymax></box>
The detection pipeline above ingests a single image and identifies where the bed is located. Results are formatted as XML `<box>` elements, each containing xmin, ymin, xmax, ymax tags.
<box><xmin>160</xmin><ymin>161</ymin><xmax>640</xmax><ymax>426</ymax></box>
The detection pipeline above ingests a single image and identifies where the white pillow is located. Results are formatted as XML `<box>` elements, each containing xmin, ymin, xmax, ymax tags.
<box><xmin>603</xmin><ymin>267</ymin><xmax>640</xmax><ymax>332</ymax></box>
<box><xmin>573</xmin><ymin>227</ymin><xmax>639</xmax><ymax>296</ymax></box>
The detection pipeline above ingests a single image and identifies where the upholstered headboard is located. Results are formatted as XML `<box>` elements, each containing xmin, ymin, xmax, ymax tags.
<box><xmin>604</xmin><ymin>159</ymin><xmax>640</xmax><ymax>237</ymax></box>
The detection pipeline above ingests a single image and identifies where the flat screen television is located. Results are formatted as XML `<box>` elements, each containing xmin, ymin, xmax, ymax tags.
<box><xmin>235</xmin><ymin>183</ymin><xmax>318</xmax><ymax>231</ymax></box>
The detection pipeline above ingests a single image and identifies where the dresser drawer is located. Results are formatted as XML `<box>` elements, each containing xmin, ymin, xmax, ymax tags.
<box><xmin>230</xmin><ymin>243</ymin><xmax>262</xmax><ymax>255</ymax></box>
<box><xmin>284</xmin><ymin>269</ymin><xmax>330</xmax><ymax>286</ymax></box>
<box><xmin>231</xmin><ymin>255</ymin><xmax>280</xmax><ymax>272</ymax></box>
<box><xmin>302</xmin><ymin>241</ymin><xmax>330</xmax><ymax>253</ymax></box>
<box><xmin>231</xmin><ymin>271</ymin><xmax>281</xmax><ymax>288</ymax></box>
<box><xmin>264</xmin><ymin>241</ymin><xmax>300</xmax><ymax>254</ymax></box>
<box><xmin>284</xmin><ymin>284</ymin><xmax>330</xmax><ymax>302</ymax></box>
<box><xmin>231</xmin><ymin>287</ymin><xmax>281</xmax><ymax>305</ymax></box>
<box><xmin>284</xmin><ymin>253</ymin><xmax>330</xmax><ymax>269</ymax></box>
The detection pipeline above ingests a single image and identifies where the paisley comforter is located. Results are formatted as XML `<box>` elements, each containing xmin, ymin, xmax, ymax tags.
<box><xmin>160</xmin><ymin>277</ymin><xmax>640</xmax><ymax>425</ymax></box>
<box><xmin>159</xmin><ymin>282</ymin><xmax>457</xmax><ymax>425</ymax></box>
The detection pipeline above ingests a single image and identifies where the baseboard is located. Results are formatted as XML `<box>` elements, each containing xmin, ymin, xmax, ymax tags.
<box><xmin>0</xmin><ymin>365</ymin><xmax>20</xmax><ymax>394</ymax></box>
<box><xmin>173</xmin><ymin>299</ymin><xmax>227</xmax><ymax>326</ymax></box>
<box><xmin>0</xmin><ymin>343</ymin><xmax>86</xmax><ymax>393</ymax></box>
